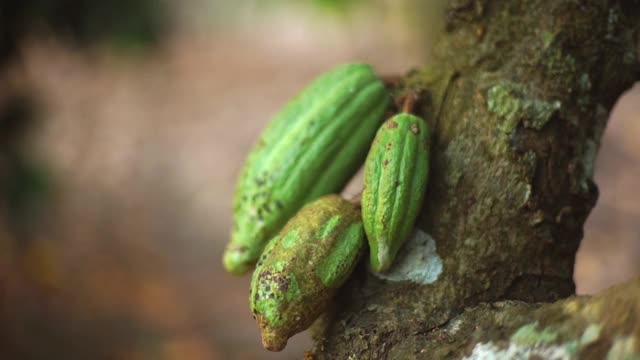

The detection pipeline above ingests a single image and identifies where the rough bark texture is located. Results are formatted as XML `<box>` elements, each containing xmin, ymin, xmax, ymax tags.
<box><xmin>311</xmin><ymin>0</ymin><xmax>640</xmax><ymax>358</ymax></box>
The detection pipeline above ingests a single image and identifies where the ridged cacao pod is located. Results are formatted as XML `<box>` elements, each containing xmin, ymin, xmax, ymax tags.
<box><xmin>224</xmin><ymin>63</ymin><xmax>389</xmax><ymax>275</ymax></box>
<box><xmin>249</xmin><ymin>194</ymin><xmax>365</xmax><ymax>351</ymax></box>
<box><xmin>361</xmin><ymin>113</ymin><xmax>431</xmax><ymax>272</ymax></box>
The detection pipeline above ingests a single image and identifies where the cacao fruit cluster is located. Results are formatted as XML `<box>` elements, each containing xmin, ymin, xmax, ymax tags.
<box><xmin>222</xmin><ymin>63</ymin><xmax>432</xmax><ymax>351</ymax></box>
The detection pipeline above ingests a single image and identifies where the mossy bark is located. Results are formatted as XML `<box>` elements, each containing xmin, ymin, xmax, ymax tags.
<box><xmin>311</xmin><ymin>0</ymin><xmax>640</xmax><ymax>358</ymax></box>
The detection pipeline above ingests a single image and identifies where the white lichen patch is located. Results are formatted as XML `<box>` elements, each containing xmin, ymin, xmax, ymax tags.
<box><xmin>463</xmin><ymin>323</ymin><xmax>607</xmax><ymax>360</ymax></box>
<box><xmin>445</xmin><ymin>318</ymin><xmax>464</xmax><ymax>335</ymax></box>
<box><xmin>370</xmin><ymin>228</ymin><xmax>443</xmax><ymax>284</ymax></box>
<box><xmin>461</xmin><ymin>341</ymin><xmax>572</xmax><ymax>360</ymax></box>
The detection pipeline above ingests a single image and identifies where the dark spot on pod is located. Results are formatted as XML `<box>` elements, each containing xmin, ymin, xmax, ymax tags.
<box><xmin>275</xmin><ymin>200</ymin><xmax>284</xmax><ymax>209</ymax></box>
<box><xmin>385</xmin><ymin>121</ymin><xmax>398</xmax><ymax>129</ymax></box>
<box><xmin>410</xmin><ymin>123</ymin><xmax>420</xmax><ymax>134</ymax></box>
<box><xmin>383</xmin><ymin>159</ymin><xmax>390</xmax><ymax>168</ymax></box>
<box><xmin>257</xmin><ymin>261</ymin><xmax>263</xmax><ymax>266</ymax></box>
<box><xmin>274</xmin><ymin>276</ymin><xmax>290</xmax><ymax>292</ymax></box>
<box><xmin>255</xmin><ymin>178</ymin><xmax>265</xmax><ymax>186</ymax></box>
<box><xmin>265</xmin><ymin>286</ymin><xmax>271</xmax><ymax>292</ymax></box>
<box><xmin>254</xmin><ymin>292</ymin><xmax>260</xmax><ymax>302</ymax></box>
<box><xmin>268</xmin><ymin>294</ymin><xmax>275</xmax><ymax>299</ymax></box>
<box><xmin>261</xmin><ymin>270</ymin><xmax>273</xmax><ymax>277</ymax></box>
<box><xmin>385</xmin><ymin>142</ymin><xmax>392</xmax><ymax>151</ymax></box>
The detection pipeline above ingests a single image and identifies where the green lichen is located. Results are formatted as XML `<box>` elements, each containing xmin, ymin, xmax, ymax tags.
<box><xmin>510</xmin><ymin>322</ymin><xmax>559</xmax><ymax>345</ymax></box>
<box><xmin>606</xmin><ymin>5</ymin><xmax>622</xmax><ymax>41</ymax></box>
<box><xmin>543</xmin><ymin>43</ymin><xmax>577</xmax><ymax>79</ymax></box>
<box><xmin>623</xmin><ymin>48</ymin><xmax>637</xmax><ymax>65</ymax></box>
<box><xmin>542</xmin><ymin>31</ymin><xmax>558</xmax><ymax>49</ymax></box>
<box><xmin>487</xmin><ymin>81</ymin><xmax>561</xmax><ymax>134</ymax></box>
<box><xmin>579</xmin><ymin>73</ymin><xmax>592</xmax><ymax>92</ymax></box>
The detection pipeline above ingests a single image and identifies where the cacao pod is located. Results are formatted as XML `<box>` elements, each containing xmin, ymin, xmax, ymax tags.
<box><xmin>224</xmin><ymin>63</ymin><xmax>389</xmax><ymax>275</ymax></box>
<box><xmin>250</xmin><ymin>194</ymin><xmax>365</xmax><ymax>351</ymax></box>
<box><xmin>361</xmin><ymin>113</ymin><xmax>431</xmax><ymax>272</ymax></box>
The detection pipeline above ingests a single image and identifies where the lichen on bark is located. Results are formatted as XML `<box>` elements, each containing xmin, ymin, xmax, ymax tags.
<box><xmin>310</xmin><ymin>0</ymin><xmax>640</xmax><ymax>359</ymax></box>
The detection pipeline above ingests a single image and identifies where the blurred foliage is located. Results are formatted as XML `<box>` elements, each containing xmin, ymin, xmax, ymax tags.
<box><xmin>1</xmin><ymin>0</ymin><xmax>171</xmax><ymax>64</ymax></box>
<box><xmin>0</xmin><ymin>0</ymin><xmax>172</xmax><ymax>241</ymax></box>
<box><xmin>310</xmin><ymin>0</ymin><xmax>363</xmax><ymax>13</ymax></box>
<box><xmin>0</xmin><ymin>94</ymin><xmax>51</xmax><ymax>241</ymax></box>
<box><xmin>251</xmin><ymin>0</ymin><xmax>365</xmax><ymax>17</ymax></box>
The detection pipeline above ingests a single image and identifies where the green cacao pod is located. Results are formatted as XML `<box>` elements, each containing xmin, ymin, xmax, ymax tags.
<box><xmin>361</xmin><ymin>113</ymin><xmax>431</xmax><ymax>272</ymax></box>
<box><xmin>224</xmin><ymin>63</ymin><xmax>389</xmax><ymax>275</ymax></box>
<box><xmin>250</xmin><ymin>194</ymin><xmax>365</xmax><ymax>351</ymax></box>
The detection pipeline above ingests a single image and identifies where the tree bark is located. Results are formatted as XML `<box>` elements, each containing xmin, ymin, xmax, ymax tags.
<box><xmin>311</xmin><ymin>0</ymin><xmax>640</xmax><ymax>358</ymax></box>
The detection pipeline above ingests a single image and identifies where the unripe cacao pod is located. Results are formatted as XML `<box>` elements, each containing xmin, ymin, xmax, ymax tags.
<box><xmin>249</xmin><ymin>194</ymin><xmax>365</xmax><ymax>351</ymax></box>
<box><xmin>361</xmin><ymin>113</ymin><xmax>431</xmax><ymax>272</ymax></box>
<box><xmin>224</xmin><ymin>63</ymin><xmax>389</xmax><ymax>275</ymax></box>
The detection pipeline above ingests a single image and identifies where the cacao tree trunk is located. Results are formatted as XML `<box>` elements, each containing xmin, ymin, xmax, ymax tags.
<box><xmin>312</xmin><ymin>0</ymin><xmax>640</xmax><ymax>358</ymax></box>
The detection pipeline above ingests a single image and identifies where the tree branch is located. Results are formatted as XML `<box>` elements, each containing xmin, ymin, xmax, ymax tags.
<box><xmin>311</xmin><ymin>0</ymin><xmax>640</xmax><ymax>358</ymax></box>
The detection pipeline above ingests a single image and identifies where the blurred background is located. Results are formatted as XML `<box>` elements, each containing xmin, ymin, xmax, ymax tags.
<box><xmin>0</xmin><ymin>1</ymin><xmax>638</xmax><ymax>359</ymax></box>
